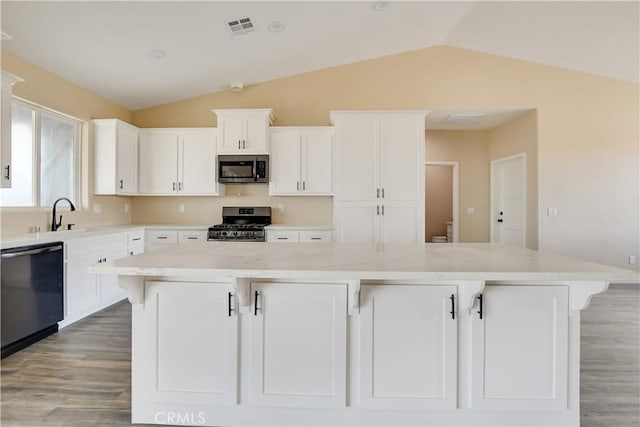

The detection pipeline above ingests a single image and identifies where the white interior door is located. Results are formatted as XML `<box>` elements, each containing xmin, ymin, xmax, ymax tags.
<box><xmin>491</xmin><ymin>154</ymin><xmax>526</xmax><ymax>247</ymax></box>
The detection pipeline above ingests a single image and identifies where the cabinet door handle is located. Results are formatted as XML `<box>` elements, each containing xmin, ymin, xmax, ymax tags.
<box><xmin>381</xmin><ymin>205</ymin><xmax>384</xmax><ymax>215</ymax></box>
<box><xmin>238</xmin><ymin>140</ymin><xmax>241</xmax><ymax>149</ymax></box>
<box><xmin>382</xmin><ymin>188</ymin><xmax>385</xmax><ymax>198</ymax></box>
<box><xmin>172</xmin><ymin>182</ymin><xmax>176</xmax><ymax>191</ymax></box>
<box><xmin>310</xmin><ymin>237</ymin><xmax>322</xmax><ymax>240</ymax></box>
<box><xmin>129</xmin><ymin>251</ymin><xmax>134</xmax><ymax>256</ymax></box>
<box><xmin>450</xmin><ymin>294</ymin><xmax>455</xmax><ymax>320</ymax></box>
<box><xmin>243</xmin><ymin>140</ymin><xmax>246</xmax><ymax>149</ymax></box>
<box><xmin>186</xmin><ymin>236</ymin><xmax>198</xmax><ymax>240</ymax></box>
<box><xmin>477</xmin><ymin>294</ymin><xmax>484</xmax><ymax>319</ymax></box>
<box><xmin>297</xmin><ymin>181</ymin><xmax>300</xmax><ymax>191</ymax></box>
<box><xmin>302</xmin><ymin>181</ymin><xmax>306</xmax><ymax>191</ymax></box>
<box><xmin>376</xmin><ymin>188</ymin><xmax>380</xmax><ymax>198</ymax></box>
<box><xmin>254</xmin><ymin>290</ymin><xmax>260</xmax><ymax>316</ymax></box>
<box><xmin>228</xmin><ymin>292</ymin><xmax>235</xmax><ymax>317</ymax></box>
<box><xmin>157</xmin><ymin>236</ymin><xmax>168</xmax><ymax>240</ymax></box>
<box><xmin>178</xmin><ymin>182</ymin><xmax>183</xmax><ymax>191</ymax></box>
<box><xmin>132</xmin><ymin>237</ymin><xmax>141</xmax><ymax>241</ymax></box>
<box><xmin>4</xmin><ymin>165</ymin><xmax>10</xmax><ymax>180</ymax></box>
<box><xmin>277</xmin><ymin>237</ymin><xmax>288</xmax><ymax>240</ymax></box>
<box><xmin>376</xmin><ymin>205</ymin><xmax>380</xmax><ymax>215</ymax></box>
<box><xmin>119</xmin><ymin>179</ymin><xmax>123</xmax><ymax>189</ymax></box>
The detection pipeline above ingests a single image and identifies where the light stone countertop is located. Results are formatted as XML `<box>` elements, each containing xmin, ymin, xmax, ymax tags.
<box><xmin>92</xmin><ymin>241</ymin><xmax>639</xmax><ymax>283</ymax></box>
<box><xmin>265</xmin><ymin>225</ymin><xmax>333</xmax><ymax>231</ymax></box>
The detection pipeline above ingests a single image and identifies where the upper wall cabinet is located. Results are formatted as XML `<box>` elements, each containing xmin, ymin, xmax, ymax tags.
<box><xmin>138</xmin><ymin>128</ymin><xmax>222</xmax><ymax>196</ymax></box>
<box><xmin>93</xmin><ymin>119</ymin><xmax>139</xmax><ymax>195</ymax></box>
<box><xmin>213</xmin><ymin>109</ymin><xmax>274</xmax><ymax>154</ymax></box>
<box><xmin>1</xmin><ymin>71</ymin><xmax>24</xmax><ymax>189</ymax></box>
<box><xmin>269</xmin><ymin>127</ymin><xmax>333</xmax><ymax>196</ymax></box>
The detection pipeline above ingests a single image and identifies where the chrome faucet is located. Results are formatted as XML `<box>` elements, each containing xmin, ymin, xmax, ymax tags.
<box><xmin>51</xmin><ymin>197</ymin><xmax>77</xmax><ymax>231</ymax></box>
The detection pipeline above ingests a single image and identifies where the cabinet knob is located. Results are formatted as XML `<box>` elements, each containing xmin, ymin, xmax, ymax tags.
<box><xmin>119</xmin><ymin>179</ymin><xmax>123</xmax><ymax>189</ymax></box>
<box><xmin>4</xmin><ymin>165</ymin><xmax>10</xmax><ymax>180</ymax></box>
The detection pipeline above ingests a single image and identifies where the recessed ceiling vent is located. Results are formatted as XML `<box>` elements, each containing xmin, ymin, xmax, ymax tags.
<box><xmin>441</xmin><ymin>113</ymin><xmax>486</xmax><ymax>124</ymax></box>
<box><xmin>227</xmin><ymin>17</ymin><xmax>255</xmax><ymax>36</ymax></box>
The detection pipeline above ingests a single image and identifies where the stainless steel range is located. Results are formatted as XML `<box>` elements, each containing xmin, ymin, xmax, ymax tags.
<box><xmin>207</xmin><ymin>207</ymin><xmax>271</xmax><ymax>241</ymax></box>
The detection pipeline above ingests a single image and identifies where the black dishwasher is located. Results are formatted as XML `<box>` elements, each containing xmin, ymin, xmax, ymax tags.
<box><xmin>1</xmin><ymin>241</ymin><xmax>64</xmax><ymax>358</ymax></box>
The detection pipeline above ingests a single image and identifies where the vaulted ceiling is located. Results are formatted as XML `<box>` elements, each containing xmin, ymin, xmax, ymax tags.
<box><xmin>1</xmin><ymin>1</ymin><xmax>638</xmax><ymax>111</ymax></box>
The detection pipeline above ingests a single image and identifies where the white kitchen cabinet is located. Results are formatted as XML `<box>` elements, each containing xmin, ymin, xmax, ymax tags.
<box><xmin>269</xmin><ymin>127</ymin><xmax>333</xmax><ymax>196</ymax></box>
<box><xmin>145</xmin><ymin>229</ymin><xmax>179</xmax><ymax>252</ymax></box>
<box><xmin>64</xmin><ymin>233</ymin><xmax>128</xmax><ymax>324</ymax></box>
<box><xmin>178</xmin><ymin>230</ymin><xmax>208</xmax><ymax>242</ymax></box>
<box><xmin>213</xmin><ymin>109</ymin><xmax>274</xmax><ymax>154</ymax></box>
<box><xmin>1</xmin><ymin>71</ymin><xmax>23</xmax><ymax>189</ymax></box>
<box><xmin>331</xmin><ymin>111</ymin><xmax>426</xmax><ymax>201</ymax></box>
<box><xmin>359</xmin><ymin>285</ymin><xmax>457</xmax><ymax>410</ymax></box>
<box><xmin>127</xmin><ymin>229</ymin><xmax>145</xmax><ymax>256</ymax></box>
<box><xmin>331</xmin><ymin>111</ymin><xmax>427</xmax><ymax>243</ymax></box>
<box><xmin>93</xmin><ymin>119</ymin><xmax>139</xmax><ymax>195</ymax></box>
<box><xmin>334</xmin><ymin>201</ymin><xmax>421</xmax><ymax>244</ymax></box>
<box><xmin>249</xmin><ymin>282</ymin><xmax>347</xmax><ymax>408</ymax></box>
<box><xmin>138</xmin><ymin>128</ymin><xmax>221</xmax><ymax>196</ymax></box>
<box><xmin>140</xmin><ymin>281</ymin><xmax>238</xmax><ymax>406</ymax></box>
<box><xmin>471</xmin><ymin>285</ymin><xmax>569</xmax><ymax>411</ymax></box>
<box><xmin>266</xmin><ymin>227</ymin><xmax>333</xmax><ymax>243</ymax></box>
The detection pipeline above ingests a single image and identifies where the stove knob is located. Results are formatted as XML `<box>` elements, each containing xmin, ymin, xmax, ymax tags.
<box><xmin>233</xmin><ymin>231</ymin><xmax>239</xmax><ymax>236</ymax></box>
<box><xmin>222</xmin><ymin>231</ymin><xmax>227</xmax><ymax>236</ymax></box>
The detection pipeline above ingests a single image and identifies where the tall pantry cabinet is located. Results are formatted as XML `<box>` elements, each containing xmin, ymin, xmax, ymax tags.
<box><xmin>331</xmin><ymin>111</ymin><xmax>428</xmax><ymax>244</ymax></box>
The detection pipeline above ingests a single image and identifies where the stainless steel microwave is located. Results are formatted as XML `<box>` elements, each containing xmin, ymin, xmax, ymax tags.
<box><xmin>218</xmin><ymin>155</ymin><xmax>269</xmax><ymax>184</ymax></box>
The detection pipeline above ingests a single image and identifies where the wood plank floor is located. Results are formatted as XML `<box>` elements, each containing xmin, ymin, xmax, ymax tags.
<box><xmin>1</xmin><ymin>286</ymin><xmax>638</xmax><ymax>426</ymax></box>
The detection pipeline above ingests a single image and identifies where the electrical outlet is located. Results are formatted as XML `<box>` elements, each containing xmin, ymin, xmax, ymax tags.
<box><xmin>93</xmin><ymin>203</ymin><xmax>102</xmax><ymax>214</ymax></box>
<box><xmin>467</xmin><ymin>207</ymin><xmax>475</xmax><ymax>214</ymax></box>
<box><xmin>124</xmin><ymin>203</ymin><xmax>129</xmax><ymax>213</ymax></box>
<box><xmin>630</xmin><ymin>255</ymin><xmax>636</xmax><ymax>265</ymax></box>
<box><xmin>278</xmin><ymin>204</ymin><xmax>285</xmax><ymax>213</ymax></box>
<box><xmin>547</xmin><ymin>208</ymin><xmax>558</xmax><ymax>217</ymax></box>
<box><xmin>179</xmin><ymin>204</ymin><xmax>185</xmax><ymax>213</ymax></box>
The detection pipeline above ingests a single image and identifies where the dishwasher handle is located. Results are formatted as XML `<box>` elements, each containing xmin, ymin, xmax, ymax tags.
<box><xmin>1</xmin><ymin>243</ymin><xmax>63</xmax><ymax>259</ymax></box>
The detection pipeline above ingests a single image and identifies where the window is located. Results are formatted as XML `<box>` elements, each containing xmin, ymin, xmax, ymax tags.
<box><xmin>0</xmin><ymin>100</ymin><xmax>81</xmax><ymax>207</ymax></box>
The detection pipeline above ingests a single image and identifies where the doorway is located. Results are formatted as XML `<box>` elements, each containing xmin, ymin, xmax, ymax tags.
<box><xmin>425</xmin><ymin>162</ymin><xmax>458</xmax><ymax>243</ymax></box>
<box><xmin>491</xmin><ymin>153</ymin><xmax>526</xmax><ymax>247</ymax></box>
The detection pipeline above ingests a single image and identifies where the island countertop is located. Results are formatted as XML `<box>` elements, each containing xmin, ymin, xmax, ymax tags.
<box><xmin>93</xmin><ymin>241</ymin><xmax>639</xmax><ymax>283</ymax></box>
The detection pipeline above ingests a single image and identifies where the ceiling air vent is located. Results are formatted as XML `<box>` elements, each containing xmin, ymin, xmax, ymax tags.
<box><xmin>227</xmin><ymin>17</ymin><xmax>255</xmax><ymax>36</ymax></box>
<box><xmin>440</xmin><ymin>114</ymin><xmax>486</xmax><ymax>124</ymax></box>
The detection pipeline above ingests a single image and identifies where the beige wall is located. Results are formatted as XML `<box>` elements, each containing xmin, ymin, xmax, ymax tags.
<box><xmin>425</xmin><ymin>165</ymin><xmax>453</xmax><ymax>242</ymax></box>
<box><xmin>1</xmin><ymin>50</ymin><xmax>134</xmax><ymax>236</ymax></box>
<box><xmin>426</xmin><ymin>130</ymin><xmax>491</xmax><ymax>243</ymax></box>
<box><xmin>489</xmin><ymin>110</ymin><xmax>538</xmax><ymax>249</ymax></box>
<box><xmin>131</xmin><ymin>46</ymin><xmax>637</xmax><ymax>269</ymax></box>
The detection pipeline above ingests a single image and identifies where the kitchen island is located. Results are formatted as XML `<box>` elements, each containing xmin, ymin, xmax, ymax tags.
<box><xmin>93</xmin><ymin>242</ymin><xmax>638</xmax><ymax>427</ymax></box>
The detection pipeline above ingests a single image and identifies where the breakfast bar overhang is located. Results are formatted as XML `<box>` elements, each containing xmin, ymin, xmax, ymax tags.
<box><xmin>92</xmin><ymin>242</ymin><xmax>639</xmax><ymax>427</ymax></box>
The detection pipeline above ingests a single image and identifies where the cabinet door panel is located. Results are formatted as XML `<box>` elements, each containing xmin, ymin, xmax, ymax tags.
<box><xmin>334</xmin><ymin>117</ymin><xmax>377</xmax><ymax>200</ymax></box>
<box><xmin>180</xmin><ymin>130</ymin><xmax>217</xmax><ymax>195</ymax></box>
<box><xmin>360</xmin><ymin>285</ymin><xmax>457</xmax><ymax>410</ymax></box>
<box><xmin>379</xmin><ymin>116</ymin><xmax>422</xmax><ymax>200</ymax></box>
<box><xmin>116</xmin><ymin>124</ymin><xmax>138</xmax><ymax>194</ymax></box>
<box><xmin>269</xmin><ymin>129</ymin><xmax>301</xmax><ymax>195</ymax></box>
<box><xmin>65</xmin><ymin>257</ymin><xmax>99</xmax><ymax>319</ymax></box>
<box><xmin>250</xmin><ymin>282</ymin><xmax>347</xmax><ymax>408</ymax></box>
<box><xmin>244</xmin><ymin>116</ymin><xmax>268</xmax><ymax>153</ymax></box>
<box><xmin>143</xmin><ymin>281</ymin><xmax>238</xmax><ymax>405</ymax></box>
<box><xmin>99</xmin><ymin>248</ymin><xmax>127</xmax><ymax>303</ymax></box>
<box><xmin>380</xmin><ymin>203</ymin><xmax>421</xmax><ymax>244</ymax></box>
<box><xmin>138</xmin><ymin>132</ymin><xmax>178</xmax><ymax>194</ymax></box>
<box><xmin>335</xmin><ymin>203</ymin><xmax>378</xmax><ymax>243</ymax></box>
<box><xmin>302</xmin><ymin>129</ymin><xmax>332</xmax><ymax>195</ymax></box>
<box><xmin>471</xmin><ymin>285</ymin><xmax>568</xmax><ymax>410</ymax></box>
<box><xmin>218</xmin><ymin>115</ymin><xmax>244</xmax><ymax>153</ymax></box>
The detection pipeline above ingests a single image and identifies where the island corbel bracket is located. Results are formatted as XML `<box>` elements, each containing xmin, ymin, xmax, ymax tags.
<box><xmin>232</xmin><ymin>277</ymin><xmax>251</xmax><ymax>308</ymax></box>
<box><xmin>458</xmin><ymin>280</ymin><xmax>485</xmax><ymax>313</ymax></box>
<box><xmin>569</xmin><ymin>280</ymin><xmax>609</xmax><ymax>314</ymax></box>
<box><xmin>347</xmin><ymin>279</ymin><xmax>361</xmax><ymax>315</ymax></box>
<box><xmin>118</xmin><ymin>275</ymin><xmax>145</xmax><ymax>304</ymax></box>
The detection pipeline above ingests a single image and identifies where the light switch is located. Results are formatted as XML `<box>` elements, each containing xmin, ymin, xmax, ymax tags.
<box><xmin>278</xmin><ymin>204</ymin><xmax>285</xmax><ymax>213</ymax></box>
<box><xmin>547</xmin><ymin>208</ymin><xmax>558</xmax><ymax>217</ymax></box>
<box><xmin>179</xmin><ymin>204</ymin><xmax>185</xmax><ymax>213</ymax></box>
<box><xmin>124</xmin><ymin>203</ymin><xmax>129</xmax><ymax>213</ymax></box>
<box><xmin>93</xmin><ymin>203</ymin><xmax>102</xmax><ymax>214</ymax></box>
<box><xmin>467</xmin><ymin>207</ymin><xmax>475</xmax><ymax>214</ymax></box>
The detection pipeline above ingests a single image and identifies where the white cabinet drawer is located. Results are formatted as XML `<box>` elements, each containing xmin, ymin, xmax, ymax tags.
<box><xmin>146</xmin><ymin>230</ymin><xmax>178</xmax><ymax>244</ymax></box>
<box><xmin>299</xmin><ymin>231</ymin><xmax>333</xmax><ymax>243</ymax></box>
<box><xmin>267</xmin><ymin>231</ymin><xmax>300</xmax><ymax>243</ymax></box>
<box><xmin>179</xmin><ymin>231</ymin><xmax>208</xmax><ymax>242</ymax></box>
<box><xmin>128</xmin><ymin>229</ymin><xmax>145</xmax><ymax>246</ymax></box>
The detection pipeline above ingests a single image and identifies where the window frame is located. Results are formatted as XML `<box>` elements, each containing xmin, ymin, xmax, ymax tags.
<box><xmin>1</xmin><ymin>97</ymin><xmax>83</xmax><ymax>209</ymax></box>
